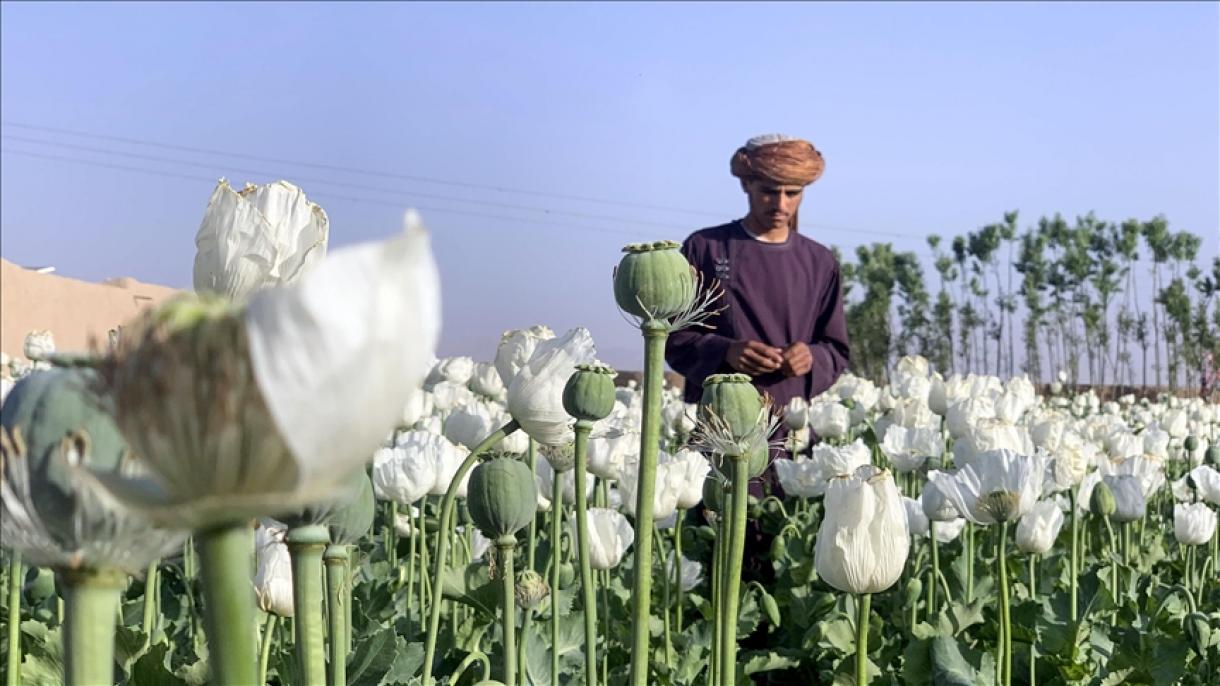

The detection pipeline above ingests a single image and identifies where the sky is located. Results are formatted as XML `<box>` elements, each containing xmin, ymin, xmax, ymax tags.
<box><xmin>1</xmin><ymin>2</ymin><xmax>1217</xmax><ymax>371</ymax></box>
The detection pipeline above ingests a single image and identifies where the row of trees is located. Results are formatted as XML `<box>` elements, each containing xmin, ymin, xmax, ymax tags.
<box><xmin>837</xmin><ymin>211</ymin><xmax>1219</xmax><ymax>395</ymax></box>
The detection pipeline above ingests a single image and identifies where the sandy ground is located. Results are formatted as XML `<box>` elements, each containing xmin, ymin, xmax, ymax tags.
<box><xmin>1</xmin><ymin>258</ymin><xmax>181</xmax><ymax>361</ymax></box>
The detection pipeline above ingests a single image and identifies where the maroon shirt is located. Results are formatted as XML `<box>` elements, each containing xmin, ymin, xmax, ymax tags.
<box><xmin>665</xmin><ymin>220</ymin><xmax>851</xmax><ymax>408</ymax></box>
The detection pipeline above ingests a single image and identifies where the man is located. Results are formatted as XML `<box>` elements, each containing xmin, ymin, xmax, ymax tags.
<box><xmin>666</xmin><ymin>134</ymin><xmax>851</xmax><ymax>469</ymax></box>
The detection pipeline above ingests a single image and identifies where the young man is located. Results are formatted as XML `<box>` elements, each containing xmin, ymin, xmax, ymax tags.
<box><xmin>666</xmin><ymin>134</ymin><xmax>851</xmax><ymax>475</ymax></box>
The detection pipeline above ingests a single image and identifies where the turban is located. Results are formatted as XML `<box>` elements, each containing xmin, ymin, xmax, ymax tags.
<box><xmin>730</xmin><ymin>134</ymin><xmax>825</xmax><ymax>187</ymax></box>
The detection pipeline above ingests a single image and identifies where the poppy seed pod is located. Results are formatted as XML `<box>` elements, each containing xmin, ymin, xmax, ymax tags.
<box><xmin>699</xmin><ymin>374</ymin><xmax>764</xmax><ymax>445</ymax></box>
<box><xmin>1090</xmin><ymin>480</ymin><xmax>1117</xmax><ymax>518</ymax></box>
<box><xmin>467</xmin><ymin>458</ymin><xmax>538</xmax><ymax>539</ymax></box>
<box><xmin>1185</xmin><ymin>435</ymin><xmax>1199</xmax><ymax>452</ymax></box>
<box><xmin>563</xmin><ymin>363</ymin><xmax>617</xmax><ymax>422</ymax></box>
<box><xmin>613</xmin><ymin>240</ymin><xmax>696</xmax><ymax>320</ymax></box>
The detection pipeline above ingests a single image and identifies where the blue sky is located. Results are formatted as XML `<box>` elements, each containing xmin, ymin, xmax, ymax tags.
<box><xmin>2</xmin><ymin>2</ymin><xmax>1216</xmax><ymax>370</ymax></box>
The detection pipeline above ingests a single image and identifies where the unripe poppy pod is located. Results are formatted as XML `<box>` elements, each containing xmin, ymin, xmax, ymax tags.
<box><xmin>613</xmin><ymin>240</ymin><xmax>696</xmax><ymax>320</ymax></box>
<box><xmin>563</xmin><ymin>363</ymin><xmax>617</xmax><ymax>422</ymax></box>
<box><xmin>699</xmin><ymin>374</ymin><xmax>764</xmax><ymax>447</ymax></box>
<box><xmin>467</xmin><ymin>458</ymin><xmax>538</xmax><ymax>539</ymax></box>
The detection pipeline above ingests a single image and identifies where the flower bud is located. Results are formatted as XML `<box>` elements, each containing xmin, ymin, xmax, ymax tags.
<box><xmin>613</xmin><ymin>240</ymin><xmax>696</xmax><ymax>320</ymax></box>
<box><xmin>514</xmin><ymin>569</ymin><xmax>550</xmax><ymax>610</ymax></box>
<box><xmin>1090</xmin><ymin>481</ymin><xmax>1117</xmax><ymax>518</ymax></box>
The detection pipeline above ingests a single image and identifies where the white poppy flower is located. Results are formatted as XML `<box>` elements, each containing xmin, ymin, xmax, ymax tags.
<box><xmin>774</xmin><ymin>456</ymin><xmax>822</xmax><ymax>498</ymax></box>
<box><xmin>666</xmin><ymin>551</ymin><xmax>704</xmax><ymax>592</ymax></box>
<box><xmin>254</xmin><ymin>520</ymin><xmax>294</xmax><ymax>617</ymax></box>
<box><xmin>784</xmin><ymin>397</ymin><xmax>809</xmax><ymax>431</ymax></box>
<box><xmin>880</xmin><ymin>425</ymin><xmax>942</xmax><ymax>474</ymax></box>
<box><xmin>430</xmin><ymin>381</ymin><xmax>475</xmax><ymax>412</ymax></box>
<box><xmin>1174</xmin><ymin>503</ymin><xmax>1217</xmax><ymax>545</ymax></box>
<box><xmin>536</xmin><ymin>456</ymin><xmax>595</xmax><ymax>511</ymax></box>
<box><xmin>443</xmin><ymin>401</ymin><xmax>500</xmax><ymax>450</ymax></box>
<box><xmin>372</xmin><ymin>443</ymin><xmax>437</xmax><ymax>506</ymax></box>
<box><xmin>580</xmin><ymin>507</ymin><xmax>634</xmax><ymax>570</ymax></box>
<box><xmin>505</xmin><ymin>328</ymin><xmax>596</xmax><ymax>446</ymax></box>
<box><xmin>927</xmin><ymin>449</ymin><xmax>1046</xmax><ymax>525</ymax></box>
<box><xmin>495</xmin><ymin>325</ymin><xmax>556</xmax><ymax>387</ymax></box>
<box><xmin>193</xmin><ymin>179</ymin><xmax>328</xmax><ymax>300</ymax></box>
<box><xmin>468</xmin><ymin>362</ymin><xmax>507</xmax><ymax>401</ymax></box>
<box><xmin>617</xmin><ymin>454</ymin><xmax>683</xmax><ymax>521</ymax></box>
<box><xmin>587</xmin><ymin>429</ymin><xmax>638</xmax><ymax>481</ymax></box>
<box><xmin>903</xmin><ymin>496</ymin><xmax>929</xmax><ymax>537</ymax></box>
<box><xmin>814</xmin><ymin>465</ymin><xmax>910</xmax><ymax>594</ymax></box>
<box><xmin>665</xmin><ymin>448</ymin><xmax>712</xmax><ymax>510</ymax></box>
<box><xmin>1187</xmin><ymin>465</ymin><xmax>1220</xmax><ymax>506</ymax></box>
<box><xmin>920</xmin><ymin>480</ymin><xmax>960</xmax><ymax>522</ymax></box>
<box><xmin>427</xmin><ymin>356</ymin><xmax>475</xmax><ymax>387</ymax></box>
<box><xmin>807</xmin><ymin>400</ymin><xmax>851</xmax><ymax>439</ymax></box>
<box><xmin>1015</xmin><ymin>499</ymin><xmax>1064</xmax><ymax>554</ymax></box>
<box><xmin>23</xmin><ymin>330</ymin><xmax>55</xmax><ymax>361</ymax></box>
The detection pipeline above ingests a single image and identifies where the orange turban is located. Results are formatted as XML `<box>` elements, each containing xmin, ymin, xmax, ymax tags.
<box><xmin>730</xmin><ymin>134</ymin><xmax>825</xmax><ymax>186</ymax></box>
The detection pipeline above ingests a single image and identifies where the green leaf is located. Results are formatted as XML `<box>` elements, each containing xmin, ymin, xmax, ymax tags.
<box><xmin>348</xmin><ymin>625</ymin><xmax>406</xmax><ymax>686</ymax></box>
<box><xmin>129</xmin><ymin>642</ymin><xmax>188</xmax><ymax>686</ymax></box>
<box><xmin>929</xmin><ymin>635</ymin><xmax>979</xmax><ymax>686</ymax></box>
<box><xmin>382</xmin><ymin>641</ymin><xmax>425</xmax><ymax>685</ymax></box>
<box><xmin>741</xmin><ymin>650</ymin><xmax>801</xmax><ymax>674</ymax></box>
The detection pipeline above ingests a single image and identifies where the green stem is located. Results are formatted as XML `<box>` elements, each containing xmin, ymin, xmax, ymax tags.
<box><xmin>517</xmin><ymin>605</ymin><xmax>533</xmax><ymax>686</ymax></box>
<box><xmin>709</xmin><ymin>501</ymin><xmax>723</xmax><ymax>686</ymax></box>
<box><xmin>142</xmin><ymin>560</ymin><xmax>159</xmax><ymax>648</ymax></box>
<box><xmin>418</xmin><ymin>500</ymin><xmax>429</xmax><ymax>624</ymax></box>
<box><xmin>1103</xmin><ymin>516</ymin><xmax>1119</xmax><ymax>625</ymax></box>
<box><xmin>405</xmin><ymin>504</ymin><xmax>416</xmax><ymax>613</ymax></box>
<box><xmin>499</xmin><ymin>539</ymin><xmax>518</xmax><ymax>686</ymax></box>
<box><xmin>258</xmin><ymin>613</ymin><xmax>278</xmax><ymax>686</ymax></box>
<box><xmin>655</xmin><ymin>526</ymin><xmax>673</xmax><ymax>668</ymax></box>
<box><xmin>718</xmin><ymin>456</ymin><xmax>749</xmax><ymax>686</ymax></box>
<box><xmin>288</xmin><ymin>524</ymin><xmax>329</xmax><ymax>685</ymax></box>
<box><xmin>387</xmin><ymin>501</ymin><xmax>398</xmax><ymax>568</ymax></box>
<box><xmin>1069</xmin><ymin>490</ymin><xmax>1079</xmax><ymax>622</ymax></box>
<box><xmin>551</xmin><ymin>475</ymin><xmax>563</xmax><ymax>686</ymax></box>
<box><xmin>60</xmin><ymin>567</ymin><xmax>124</xmax><ymax>686</ymax></box>
<box><xmin>930</xmin><ymin>522</ymin><xmax>940</xmax><ymax>615</ymax></box>
<box><xmin>1028</xmin><ymin>554</ymin><xmax>1037</xmax><ymax>686</ymax></box>
<box><xmin>528</xmin><ymin>438</ymin><xmax>539</xmax><ymax>572</ymax></box>
<box><xmin>998</xmin><ymin>522</ymin><xmax>1011</xmax><ymax>686</ymax></box>
<box><xmin>855</xmin><ymin>593</ymin><xmax>871</xmax><ymax>686</ymax></box>
<box><xmin>423</xmin><ymin>420</ymin><xmax>517</xmax><ymax>685</ymax></box>
<box><xmin>965</xmin><ymin>522</ymin><xmax>975</xmax><ymax>602</ymax></box>
<box><xmin>573</xmin><ymin>421</ymin><xmax>599</xmax><ymax>686</ymax></box>
<box><xmin>197</xmin><ymin>522</ymin><xmax>258</xmax><ymax>685</ymax></box>
<box><xmin>6</xmin><ymin>553</ymin><xmax>21</xmax><ymax>686</ymax></box>
<box><xmin>674</xmin><ymin>509</ymin><xmax>685</xmax><ymax>633</ymax></box>
<box><xmin>325</xmin><ymin>544</ymin><xmax>350</xmax><ymax>686</ymax></box>
<box><xmin>628</xmin><ymin>322</ymin><xmax>667</xmax><ymax>686</ymax></box>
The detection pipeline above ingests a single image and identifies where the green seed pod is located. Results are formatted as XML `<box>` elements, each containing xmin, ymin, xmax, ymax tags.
<box><xmin>563</xmin><ymin>363</ymin><xmax>617</xmax><ymax>422</ymax></box>
<box><xmin>695</xmin><ymin>525</ymin><xmax>717</xmax><ymax>542</ymax></box>
<box><xmin>23</xmin><ymin>566</ymin><xmax>56</xmax><ymax>606</ymax></box>
<box><xmin>1209</xmin><ymin>445</ymin><xmax>1220</xmax><ymax>465</ymax></box>
<box><xmin>760</xmin><ymin>589</ymin><xmax>781</xmax><ymax>627</ymax></box>
<box><xmin>699</xmin><ymin>374</ymin><xmax>763</xmax><ymax>445</ymax></box>
<box><xmin>768</xmin><ymin>534</ymin><xmax>788</xmax><ymax>562</ymax></box>
<box><xmin>1184</xmin><ymin>612</ymin><xmax>1211</xmax><ymax>658</ymax></box>
<box><xmin>1185</xmin><ymin>435</ymin><xmax>1199</xmax><ymax>452</ymax></box>
<box><xmin>1</xmin><ymin>368</ymin><xmax>131</xmax><ymax>540</ymax></box>
<box><xmin>613</xmin><ymin>240</ymin><xmax>696</xmax><ymax>320</ymax></box>
<box><xmin>514</xmin><ymin>569</ymin><xmax>550</xmax><ymax>610</ymax></box>
<box><xmin>904</xmin><ymin>576</ymin><xmax>923</xmax><ymax>608</ymax></box>
<box><xmin>466</xmin><ymin>458</ymin><xmax>537</xmax><ymax>539</ymax></box>
<box><xmin>557</xmin><ymin>562</ymin><xmax>577</xmax><ymax>590</ymax></box>
<box><xmin>1090</xmin><ymin>480</ymin><xmax>1116</xmax><ymax>518</ymax></box>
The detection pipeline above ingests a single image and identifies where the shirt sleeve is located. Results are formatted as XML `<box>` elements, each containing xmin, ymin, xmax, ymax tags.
<box><xmin>808</xmin><ymin>261</ymin><xmax>850</xmax><ymax>396</ymax></box>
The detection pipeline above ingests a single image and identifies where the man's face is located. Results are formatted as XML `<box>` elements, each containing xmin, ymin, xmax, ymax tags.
<box><xmin>744</xmin><ymin>179</ymin><xmax>804</xmax><ymax>232</ymax></box>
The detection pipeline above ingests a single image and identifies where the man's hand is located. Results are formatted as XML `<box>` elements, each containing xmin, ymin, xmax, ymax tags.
<box><xmin>780</xmin><ymin>342</ymin><xmax>813</xmax><ymax>377</ymax></box>
<box><xmin>725</xmin><ymin>340</ymin><xmax>784</xmax><ymax>376</ymax></box>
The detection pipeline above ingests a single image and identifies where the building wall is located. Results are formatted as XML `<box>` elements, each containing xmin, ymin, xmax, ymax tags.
<box><xmin>1</xmin><ymin>258</ymin><xmax>181</xmax><ymax>360</ymax></box>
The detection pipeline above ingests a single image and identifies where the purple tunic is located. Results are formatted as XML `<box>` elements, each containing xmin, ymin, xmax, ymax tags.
<box><xmin>665</xmin><ymin>220</ymin><xmax>851</xmax><ymax>408</ymax></box>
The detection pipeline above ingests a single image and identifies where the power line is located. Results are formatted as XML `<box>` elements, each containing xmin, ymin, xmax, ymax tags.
<box><xmin>0</xmin><ymin>121</ymin><xmax>934</xmax><ymax>243</ymax></box>
<box><xmin>0</xmin><ymin>148</ymin><xmax>662</xmax><ymax>239</ymax></box>
<box><xmin>1</xmin><ymin>133</ymin><xmax>705</xmax><ymax>232</ymax></box>
<box><xmin>2</xmin><ymin>120</ymin><xmax>725</xmax><ymax>217</ymax></box>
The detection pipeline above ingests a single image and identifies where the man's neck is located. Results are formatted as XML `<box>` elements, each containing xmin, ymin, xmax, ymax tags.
<box><xmin>741</xmin><ymin>216</ymin><xmax>790</xmax><ymax>243</ymax></box>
